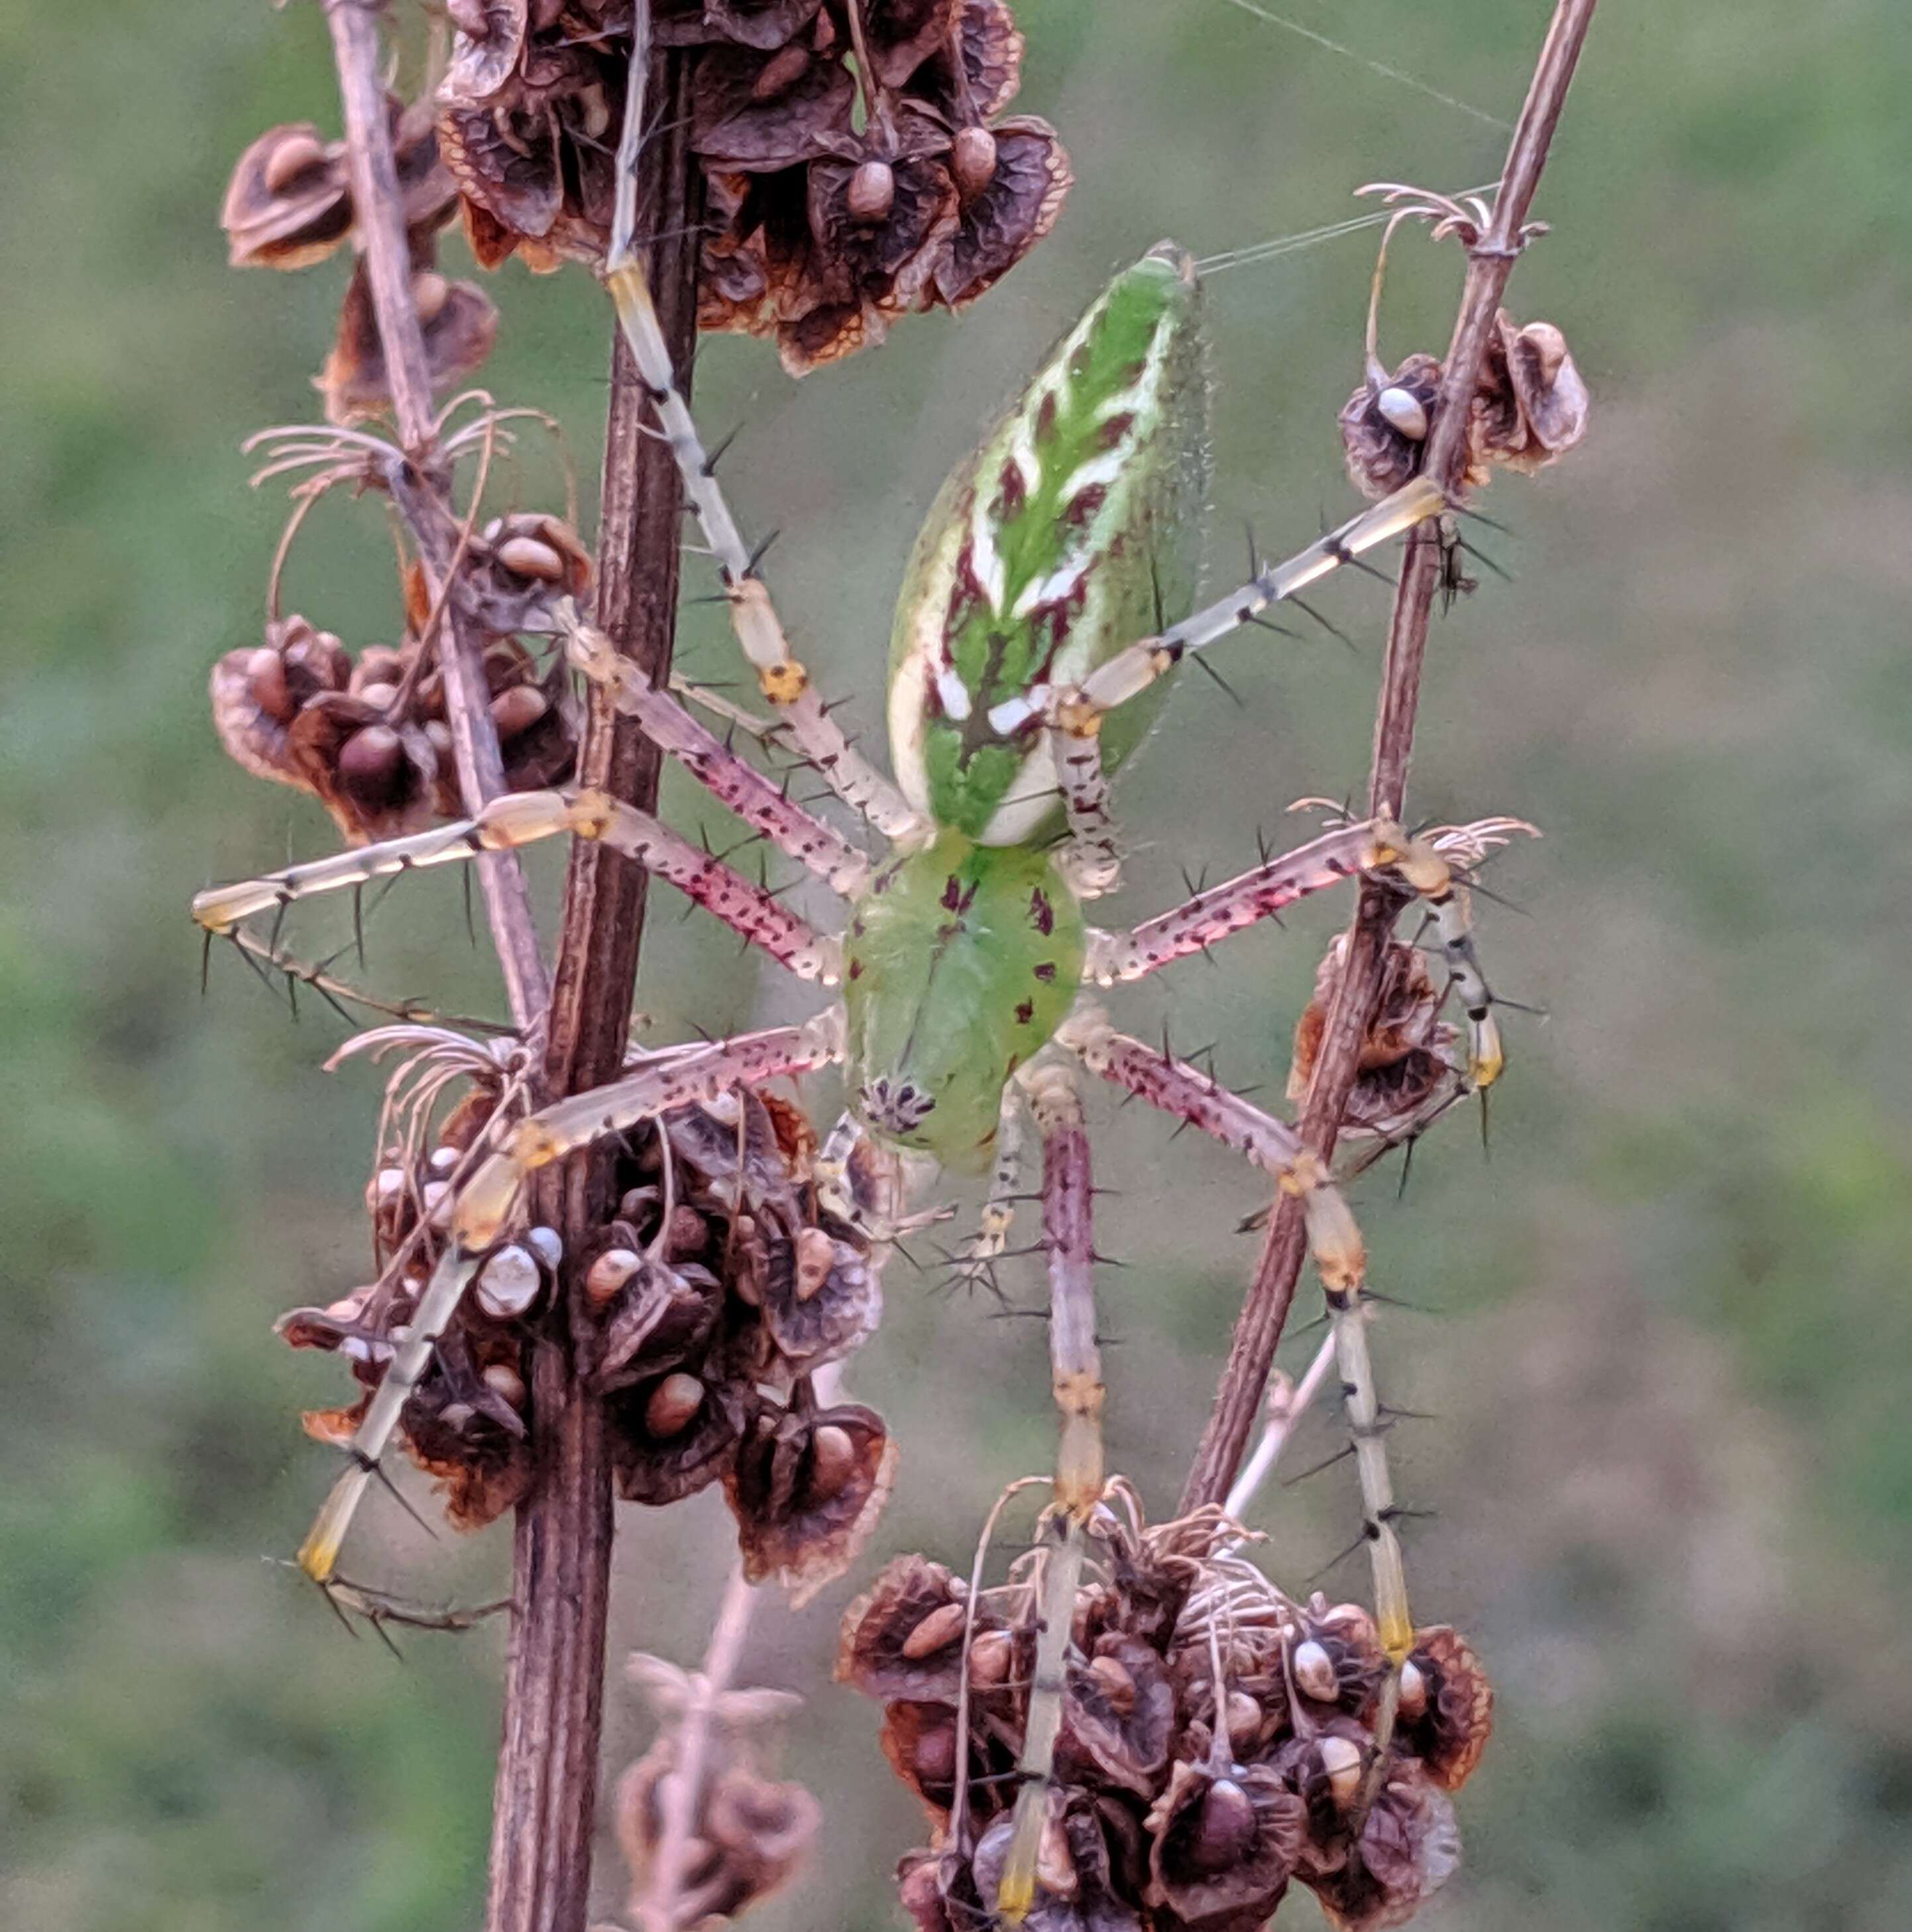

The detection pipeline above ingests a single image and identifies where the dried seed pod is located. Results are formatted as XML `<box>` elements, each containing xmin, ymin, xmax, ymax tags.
<box><xmin>223</xmin><ymin>122</ymin><xmax>353</xmax><ymax>268</ymax></box>
<box><xmin>1475</xmin><ymin>310</ymin><xmax>1591</xmax><ymax>474</ymax></box>
<box><xmin>880</xmin><ymin>1698</ymin><xmax>964</xmax><ymax>1817</ymax></box>
<box><xmin>1302</xmin><ymin>1760</ymin><xmax>1462</xmax><ymax>1932</ymax></box>
<box><xmin>1057</xmin><ymin>1634</ymin><xmax>1174</xmax><ymax>1797</ymax></box>
<box><xmin>907</xmin><ymin>0</ymin><xmax>1025</xmax><ymax>121</ymax></box>
<box><xmin>928</xmin><ymin>115</ymin><xmax>1070</xmax><ymax>312</ymax></box>
<box><xmin>1290</xmin><ymin>935</ymin><xmax>1456</xmax><ymax>1141</ymax></box>
<box><xmin>1396</xmin><ymin>1626</ymin><xmax>1494</xmax><ymax>1791</ymax></box>
<box><xmin>1144</xmin><ymin>1760</ymin><xmax>1306</xmax><ymax>1927</ymax></box>
<box><xmin>611</xmin><ymin>1363</ymin><xmax>752</xmax><ymax>1505</ymax></box>
<box><xmin>654</xmin><ymin>0</ymin><xmax>827</xmax><ymax>51</ymax></box>
<box><xmin>966</xmin><ymin>1797</ymin><xmax>1145</xmax><ymax>1932</ymax></box>
<box><xmin>838</xmin><ymin>1554</ymin><xmax>999</xmax><ymax>1701</ymax></box>
<box><xmin>319</xmin><ymin>257</ymin><xmax>498</xmax><ymax>424</ymax></box>
<box><xmin>210</xmin><ymin>616</ymin><xmax>351</xmax><ymax>793</ymax></box>
<box><xmin>1287</xmin><ymin>1604</ymin><xmax>1386</xmax><ymax>1715</ymax></box>
<box><xmin>1339</xmin><ymin>352</ymin><xmax>1443</xmax><ymax>501</ymax></box>
<box><xmin>725</xmin><ymin>1398</ymin><xmax>897</xmax><ymax>1604</ymax></box>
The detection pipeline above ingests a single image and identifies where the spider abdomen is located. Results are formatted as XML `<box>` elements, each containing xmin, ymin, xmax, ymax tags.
<box><xmin>887</xmin><ymin>243</ymin><xmax>1211</xmax><ymax>848</ymax></box>
<box><xmin>844</xmin><ymin>832</ymin><xmax>1086</xmax><ymax>1171</ymax></box>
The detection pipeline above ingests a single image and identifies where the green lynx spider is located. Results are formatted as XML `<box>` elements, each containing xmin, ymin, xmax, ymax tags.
<box><xmin>196</xmin><ymin>218</ymin><xmax>1522</xmax><ymax>1908</ymax></box>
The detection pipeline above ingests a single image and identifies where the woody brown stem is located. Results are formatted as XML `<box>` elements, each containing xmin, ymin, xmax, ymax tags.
<box><xmin>485</xmin><ymin>17</ymin><xmax>706</xmax><ymax>1932</ymax></box>
<box><xmin>322</xmin><ymin>0</ymin><xmax>547</xmax><ymax>1025</ymax></box>
<box><xmin>1180</xmin><ymin>0</ymin><xmax>1599</xmax><ymax>1513</ymax></box>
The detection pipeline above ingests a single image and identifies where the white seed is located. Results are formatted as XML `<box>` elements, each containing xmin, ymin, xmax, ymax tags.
<box><xmin>846</xmin><ymin>158</ymin><xmax>896</xmax><ymax>224</ymax></box>
<box><xmin>424</xmin><ymin>720</ymin><xmax>454</xmax><ymax>758</ymax></box>
<box><xmin>374</xmin><ymin>1166</ymin><xmax>407</xmax><ymax>1202</ymax></box>
<box><xmin>339</xmin><ymin>1335</ymin><xmax>393</xmax><ymax>1366</ymax></box>
<box><xmin>422</xmin><ymin>1180</ymin><xmax>452</xmax><ymax>1227</ymax></box>
<box><xmin>264</xmin><ymin>131</ymin><xmax>328</xmax><ymax>195</ymax></box>
<box><xmin>482</xmin><ymin>1362</ymin><xmax>528</xmax><ymax>1408</ymax></box>
<box><xmin>1319</xmin><ymin>1733</ymin><xmax>1365</xmax><ymax>1809</ymax></box>
<box><xmin>1035</xmin><ymin>1815</ymin><xmax>1077</xmax><ymax>1898</ymax></box>
<box><xmin>1087</xmin><ymin>1654</ymin><xmax>1136</xmax><ymax>1717</ymax></box>
<box><xmin>951</xmin><ymin>125</ymin><xmax>998</xmax><ymax>199</ymax></box>
<box><xmin>585</xmin><ymin>1246</ymin><xmax>642</xmax><ymax>1305</ymax></box>
<box><xmin>357</xmin><ymin>679</ymin><xmax>400</xmax><ymax>711</ymax></box>
<box><xmin>1226</xmin><ymin>1689</ymin><xmax>1263</xmax><ymax>1742</ymax></box>
<box><xmin>900</xmin><ymin>1601</ymin><xmax>968</xmax><ymax>1660</ymax></box>
<box><xmin>1292</xmin><ymin>1638</ymin><xmax>1339</xmax><ymax>1703</ymax></box>
<box><xmin>1397</xmin><ymin>1658</ymin><xmax>1428</xmax><ymax>1721</ymax></box>
<box><xmin>496</xmin><ymin>534</ymin><xmax>568</xmax><ymax>583</ymax></box>
<box><xmin>794</xmin><ymin>1226</ymin><xmax>835</xmax><ymax>1302</ymax></box>
<box><xmin>412</xmin><ymin>272</ymin><xmax>451</xmax><ymax>325</ymax></box>
<box><xmin>428</xmin><ymin>1145</ymin><xmax>459</xmax><ymax>1174</ymax></box>
<box><xmin>1377</xmin><ymin>384</ymin><xmax>1430</xmax><ymax>441</ymax></box>
<box><xmin>475</xmin><ymin>1244</ymin><xmax>541</xmax><ymax>1319</ymax></box>
<box><xmin>524</xmin><ymin>1225</ymin><xmax>563</xmax><ymax>1272</ymax></box>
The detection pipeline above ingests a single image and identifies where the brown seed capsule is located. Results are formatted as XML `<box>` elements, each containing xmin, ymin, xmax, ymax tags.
<box><xmin>586</xmin><ymin>1247</ymin><xmax>642</xmax><ymax>1306</ymax></box>
<box><xmin>951</xmin><ymin>125</ymin><xmax>999</xmax><ymax>199</ymax></box>
<box><xmin>411</xmin><ymin>271</ymin><xmax>451</xmax><ymax>325</ymax></box>
<box><xmin>263</xmin><ymin>130</ymin><xmax>329</xmax><ymax>196</ymax></box>
<box><xmin>1087</xmin><ymin>1652</ymin><xmax>1137</xmax><ymax>1717</ymax></box>
<box><xmin>356</xmin><ymin>680</ymin><xmax>399</xmax><ymax>712</ymax></box>
<box><xmin>645</xmin><ymin>1373</ymin><xmax>706</xmax><ymax>1439</ymax></box>
<box><xmin>911</xmin><ymin>1723</ymin><xmax>958</xmax><ymax>1788</ymax></box>
<box><xmin>807</xmin><ymin>1422</ymin><xmax>857</xmax><ymax>1499</ymax></box>
<box><xmin>337</xmin><ymin>724</ymin><xmax>406</xmax><ymax>801</ymax></box>
<box><xmin>968</xmin><ymin>1628</ymin><xmax>1013</xmax><ymax>1688</ymax></box>
<box><xmin>847</xmin><ymin>158</ymin><xmax>897</xmax><ymax>224</ymax></box>
<box><xmin>793</xmin><ymin>1225</ymin><xmax>835</xmax><ymax>1302</ymax></box>
<box><xmin>247</xmin><ymin>646</ymin><xmax>294</xmax><ymax>722</ymax></box>
<box><xmin>489</xmin><ymin>683</ymin><xmax>547</xmax><ymax>738</ymax></box>
<box><xmin>1187</xmin><ymin>1776</ymin><xmax>1259</xmax><ymax>1875</ymax></box>
<box><xmin>899</xmin><ymin>1599</ymin><xmax>968</xmax><ymax>1660</ymax></box>
<box><xmin>495</xmin><ymin>534</ymin><xmax>568</xmax><ymax>582</ymax></box>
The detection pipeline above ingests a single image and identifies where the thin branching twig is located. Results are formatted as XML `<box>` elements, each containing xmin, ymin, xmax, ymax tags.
<box><xmin>1182</xmin><ymin>0</ymin><xmax>1599</xmax><ymax>1511</ymax></box>
<box><xmin>322</xmin><ymin>0</ymin><xmax>547</xmax><ymax>1025</ymax></box>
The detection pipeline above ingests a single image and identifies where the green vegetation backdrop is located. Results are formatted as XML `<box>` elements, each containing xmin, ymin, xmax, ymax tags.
<box><xmin>7</xmin><ymin>3</ymin><xmax>1912</xmax><ymax>1928</ymax></box>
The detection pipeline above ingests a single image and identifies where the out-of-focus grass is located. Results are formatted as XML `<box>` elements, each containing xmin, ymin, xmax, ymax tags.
<box><xmin>5</xmin><ymin>4</ymin><xmax>1911</xmax><ymax>1929</ymax></box>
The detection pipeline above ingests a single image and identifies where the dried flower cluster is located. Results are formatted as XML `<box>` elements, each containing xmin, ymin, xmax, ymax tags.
<box><xmin>616</xmin><ymin>1652</ymin><xmax>822</xmax><ymax>1927</ymax></box>
<box><xmin>435</xmin><ymin>0</ymin><xmax>1068</xmax><ymax>370</ymax></box>
<box><xmin>280</xmin><ymin>1035</ymin><xmax>897</xmax><ymax>1597</ymax></box>
<box><xmin>1341</xmin><ymin>306</ymin><xmax>1591</xmax><ymax>502</ymax></box>
<box><xmin>222</xmin><ymin>103</ymin><xmax>498</xmax><ymax>420</ymax></box>
<box><xmin>211</xmin><ymin>539</ymin><xmax>583</xmax><ymax>844</ymax></box>
<box><xmin>840</xmin><ymin>1499</ymin><xmax>1492</xmax><ymax>1932</ymax></box>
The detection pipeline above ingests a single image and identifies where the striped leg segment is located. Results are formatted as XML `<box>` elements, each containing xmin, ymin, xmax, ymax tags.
<box><xmin>193</xmin><ymin>788</ymin><xmax>844</xmax><ymax>984</ymax></box>
<box><xmin>296</xmin><ymin>1011</ymin><xmax>847</xmax><ymax>1586</ymax></box>
<box><xmin>555</xmin><ymin>605</ymin><xmax>873</xmax><ymax>897</ymax></box>
<box><xmin>997</xmin><ymin>1062</ymin><xmax>1103</xmax><ymax>1921</ymax></box>
<box><xmin>984</xmin><ymin>478</ymin><xmax>1447</xmax><ymax>740</ymax></box>
<box><xmin>598</xmin><ymin>260</ymin><xmax>923</xmax><ymax>844</ymax></box>
<box><xmin>952</xmin><ymin>1081</ymin><xmax>1029</xmax><ymax>1294</ymax></box>
<box><xmin>1083</xmin><ymin>819</ymin><xmax>1380</xmax><ymax>984</ymax></box>
<box><xmin>1050</xmin><ymin>717</ymin><xmax>1122</xmax><ymax>899</ymax></box>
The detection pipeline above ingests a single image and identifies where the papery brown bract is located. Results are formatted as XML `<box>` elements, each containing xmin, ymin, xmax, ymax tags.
<box><xmin>1398</xmin><ymin>1626</ymin><xmax>1494</xmax><ymax>1791</ymax></box>
<box><xmin>1144</xmin><ymin>1760</ymin><xmax>1306</xmax><ymax>1931</ymax></box>
<box><xmin>318</xmin><ymin>257</ymin><xmax>499</xmax><ymax>424</ymax></box>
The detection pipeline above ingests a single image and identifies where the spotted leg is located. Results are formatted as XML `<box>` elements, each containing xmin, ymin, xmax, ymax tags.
<box><xmin>297</xmin><ymin>1008</ymin><xmax>848</xmax><ymax>1587</ymax></box>
<box><xmin>1053</xmin><ymin>1009</ymin><xmax>1416</xmax><ymax>1764</ymax></box>
<box><xmin>996</xmin><ymin>1060</ymin><xmax>1103</xmax><ymax>1921</ymax></box>
<box><xmin>194</xmin><ymin>787</ymin><xmax>846</xmax><ymax>986</ymax></box>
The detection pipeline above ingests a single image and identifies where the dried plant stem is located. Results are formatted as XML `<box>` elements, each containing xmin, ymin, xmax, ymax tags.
<box><xmin>1181</xmin><ymin>0</ymin><xmax>1598</xmax><ymax>1513</ymax></box>
<box><xmin>321</xmin><ymin>0</ymin><xmax>547</xmax><ymax>1024</ymax></box>
<box><xmin>636</xmin><ymin>1564</ymin><xmax>759</xmax><ymax>1932</ymax></box>
<box><xmin>486</xmin><ymin>21</ymin><xmax>706</xmax><ymax>1932</ymax></box>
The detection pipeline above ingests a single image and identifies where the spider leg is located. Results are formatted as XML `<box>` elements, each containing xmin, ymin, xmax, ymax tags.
<box><xmin>1053</xmin><ymin>1010</ymin><xmax>1416</xmax><ymax>1773</ymax></box>
<box><xmin>1048</xmin><ymin>716</ymin><xmax>1123</xmax><ymax>900</ymax></box>
<box><xmin>984</xmin><ymin>480</ymin><xmax>1445</xmax><ymax>742</ymax></box>
<box><xmin>553</xmin><ymin>604</ymin><xmax>874</xmax><ymax>896</ymax></box>
<box><xmin>949</xmin><ymin>1082</ymin><xmax>1030</xmax><ymax>1297</ymax></box>
<box><xmin>599</xmin><ymin>244</ymin><xmax>923</xmax><ymax>841</ymax></box>
<box><xmin>296</xmin><ymin>1008</ymin><xmax>848</xmax><ymax>1587</ymax></box>
<box><xmin>995</xmin><ymin>1060</ymin><xmax>1101</xmax><ymax>1921</ymax></box>
<box><xmin>194</xmin><ymin>788</ymin><xmax>846</xmax><ymax>984</ymax></box>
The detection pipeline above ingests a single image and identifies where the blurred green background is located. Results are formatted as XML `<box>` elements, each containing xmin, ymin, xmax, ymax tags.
<box><xmin>7</xmin><ymin>1</ymin><xmax>1912</xmax><ymax>1927</ymax></box>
